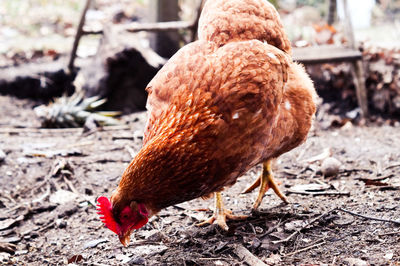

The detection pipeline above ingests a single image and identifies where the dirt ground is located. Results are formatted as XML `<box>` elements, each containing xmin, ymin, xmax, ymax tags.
<box><xmin>0</xmin><ymin>95</ymin><xmax>399</xmax><ymax>265</ymax></box>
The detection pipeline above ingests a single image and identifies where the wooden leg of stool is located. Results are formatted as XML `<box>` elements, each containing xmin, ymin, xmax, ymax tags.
<box><xmin>351</xmin><ymin>60</ymin><xmax>369</xmax><ymax>118</ymax></box>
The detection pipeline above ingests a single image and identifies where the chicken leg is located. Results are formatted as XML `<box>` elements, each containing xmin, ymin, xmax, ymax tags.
<box><xmin>197</xmin><ymin>192</ymin><xmax>247</xmax><ymax>231</ymax></box>
<box><xmin>243</xmin><ymin>160</ymin><xmax>289</xmax><ymax>210</ymax></box>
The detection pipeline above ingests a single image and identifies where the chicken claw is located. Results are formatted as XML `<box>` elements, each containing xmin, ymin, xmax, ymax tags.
<box><xmin>243</xmin><ymin>160</ymin><xmax>289</xmax><ymax>210</ymax></box>
<box><xmin>197</xmin><ymin>192</ymin><xmax>247</xmax><ymax>231</ymax></box>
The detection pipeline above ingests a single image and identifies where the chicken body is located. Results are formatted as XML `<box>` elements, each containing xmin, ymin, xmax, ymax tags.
<box><xmin>106</xmin><ymin>0</ymin><xmax>317</xmax><ymax>244</ymax></box>
<box><xmin>115</xmin><ymin>40</ymin><xmax>292</xmax><ymax>211</ymax></box>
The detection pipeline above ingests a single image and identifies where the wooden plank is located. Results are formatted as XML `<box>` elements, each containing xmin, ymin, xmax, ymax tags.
<box><xmin>124</xmin><ymin>21</ymin><xmax>193</xmax><ymax>33</ymax></box>
<box><xmin>292</xmin><ymin>46</ymin><xmax>362</xmax><ymax>64</ymax></box>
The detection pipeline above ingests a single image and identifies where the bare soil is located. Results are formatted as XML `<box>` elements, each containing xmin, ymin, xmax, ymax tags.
<box><xmin>0</xmin><ymin>95</ymin><xmax>399</xmax><ymax>265</ymax></box>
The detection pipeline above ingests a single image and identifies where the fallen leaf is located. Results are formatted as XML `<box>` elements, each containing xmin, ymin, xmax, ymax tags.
<box><xmin>0</xmin><ymin>236</ymin><xmax>21</xmax><ymax>244</ymax></box>
<box><xmin>290</xmin><ymin>183</ymin><xmax>330</xmax><ymax>192</ymax></box>
<box><xmin>83</xmin><ymin>238</ymin><xmax>108</xmax><ymax>249</ymax></box>
<box><xmin>359</xmin><ymin>178</ymin><xmax>389</xmax><ymax>187</ymax></box>
<box><xmin>284</xmin><ymin>220</ymin><xmax>307</xmax><ymax>231</ymax></box>
<box><xmin>23</xmin><ymin>149</ymin><xmax>82</xmax><ymax>158</ymax></box>
<box><xmin>0</xmin><ymin>215</ymin><xmax>23</xmax><ymax>231</ymax></box>
<box><xmin>67</xmin><ymin>254</ymin><xmax>84</xmax><ymax>264</ymax></box>
<box><xmin>333</xmin><ymin>216</ymin><xmax>354</xmax><ymax>226</ymax></box>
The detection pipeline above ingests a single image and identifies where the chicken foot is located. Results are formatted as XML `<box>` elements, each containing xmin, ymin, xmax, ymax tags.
<box><xmin>243</xmin><ymin>160</ymin><xmax>289</xmax><ymax>210</ymax></box>
<box><xmin>196</xmin><ymin>192</ymin><xmax>247</xmax><ymax>231</ymax></box>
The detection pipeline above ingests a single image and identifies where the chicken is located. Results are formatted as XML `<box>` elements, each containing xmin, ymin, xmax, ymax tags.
<box><xmin>97</xmin><ymin>0</ymin><xmax>317</xmax><ymax>246</ymax></box>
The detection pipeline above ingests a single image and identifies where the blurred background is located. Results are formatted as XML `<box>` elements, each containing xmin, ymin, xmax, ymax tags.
<box><xmin>0</xmin><ymin>0</ymin><xmax>399</xmax><ymax>126</ymax></box>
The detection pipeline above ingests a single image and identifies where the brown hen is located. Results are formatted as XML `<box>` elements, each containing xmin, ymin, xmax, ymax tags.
<box><xmin>97</xmin><ymin>0</ymin><xmax>317</xmax><ymax>246</ymax></box>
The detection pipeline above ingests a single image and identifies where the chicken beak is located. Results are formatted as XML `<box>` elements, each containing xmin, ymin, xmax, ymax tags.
<box><xmin>118</xmin><ymin>232</ymin><xmax>131</xmax><ymax>247</ymax></box>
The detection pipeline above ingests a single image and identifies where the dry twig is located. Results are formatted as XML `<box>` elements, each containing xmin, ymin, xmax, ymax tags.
<box><xmin>284</xmin><ymin>238</ymin><xmax>326</xmax><ymax>256</ymax></box>
<box><xmin>272</xmin><ymin>209</ymin><xmax>334</xmax><ymax>244</ymax></box>
<box><xmin>336</xmin><ymin>208</ymin><xmax>400</xmax><ymax>225</ymax></box>
<box><xmin>287</xmin><ymin>190</ymin><xmax>350</xmax><ymax>196</ymax></box>
<box><xmin>385</xmin><ymin>164</ymin><xmax>400</xmax><ymax>170</ymax></box>
<box><xmin>125</xmin><ymin>146</ymin><xmax>137</xmax><ymax>159</ymax></box>
<box><xmin>378</xmin><ymin>231</ymin><xmax>400</xmax><ymax>237</ymax></box>
<box><xmin>31</xmin><ymin>183</ymin><xmax>51</xmax><ymax>204</ymax></box>
<box><xmin>231</xmin><ymin>244</ymin><xmax>267</xmax><ymax>266</ymax></box>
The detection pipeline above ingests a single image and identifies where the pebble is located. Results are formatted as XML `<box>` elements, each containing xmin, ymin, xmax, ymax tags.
<box><xmin>56</xmin><ymin>219</ymin><xmax>67</xmax><ymax>229</ymax></box>
<box><xmin>0</xmin><ymin>149</ymin><xmax>6</xmax><ymax>162</ymax></box>
<box><xmin>129</xmin><ymin>256</ymin><xmax>146</xmax><ymax>265</ymax></box>
<box><xmin>321</xmin><ymin>157</ymin><xmax>342</xmax><ymax>177</ymax></box>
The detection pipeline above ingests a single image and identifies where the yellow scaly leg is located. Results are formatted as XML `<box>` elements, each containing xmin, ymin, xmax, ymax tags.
<box><xmin>196</xmin><ymin>192</ymin><xmax>248</xmax><ymax>231</ymax></box>
<box><xmin>244</xmin><ymin>160</ymin><xmax>289</xmax><ymax>210</ymax></box>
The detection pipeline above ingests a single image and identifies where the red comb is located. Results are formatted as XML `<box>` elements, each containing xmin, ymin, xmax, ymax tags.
<box><xmin>96</xmin><ymin>196</ymin><xmax>118</xmax><ymax>234</ymax></box>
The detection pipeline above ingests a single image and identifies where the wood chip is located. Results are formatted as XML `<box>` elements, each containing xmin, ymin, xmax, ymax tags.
<box><xmin>230</xmin><ymin>244</ymin><xmax>266</xmax><ymax>266</ymax></box>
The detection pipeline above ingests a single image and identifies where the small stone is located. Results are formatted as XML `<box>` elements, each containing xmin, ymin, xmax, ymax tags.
<box><xmin>56</xmin><ymin>219</ymin><xmax>67</xmax><ymax>229</ymax></box>
<box><xmin>321</xmin><ymin>157</ymin><xmax>341</xmax><ymax>177</ymax></box>
<box><xmin>129</xmin><ymin>256</ymin><xmax>146</xmax><ymax>265</ymax></box>
<box><xmin>0</xmin><ymin>149</ymin><xmax>6</xmax><ymax>162</ymax></box>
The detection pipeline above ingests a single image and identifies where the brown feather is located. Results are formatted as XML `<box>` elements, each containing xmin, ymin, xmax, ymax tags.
<box><xmin>111</xmin><ymin>0</ymin><xmax>317</xmax><ymax>216</ymax></box>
